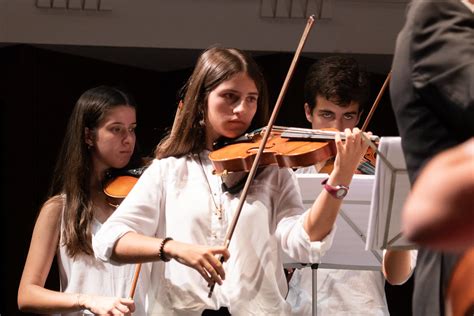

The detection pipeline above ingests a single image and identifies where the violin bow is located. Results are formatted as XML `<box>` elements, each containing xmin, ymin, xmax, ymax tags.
<box><xmin>360</xmin><ymin>71</ymin><xmax>392</xmax><ymax>132</ymax></box>
<box><xmin>128</xmin><ymin>263</ymin><xmax>142</xmax><ymax>299</ymax></box>
<box><xmin>208</xmin><ymin>15</ymin><xmax>316</xmax><ymax>298</ymax></box>
<box><xmin>359</xmin><ymin>72</ymin><xmax>394</xmax><ymax>173</ymax></box>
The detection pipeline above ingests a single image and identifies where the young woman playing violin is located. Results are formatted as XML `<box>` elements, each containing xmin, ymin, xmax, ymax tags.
<box><xmin>288</xmin><ymin>56</ymin><xmax>416</xmax><ymax>315</ymax></box>
<box><xmin>93</xmin><ymin>47</ymin><xmax>370</xmax><ymax>315</ymax></box>
<box><xmin>18</xmin><ymin>86</ymin><xmax>147</xmax><ymax>315</ymax></box>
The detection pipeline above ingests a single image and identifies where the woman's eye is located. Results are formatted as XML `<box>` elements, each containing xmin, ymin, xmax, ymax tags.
<box><xmin>247</xmin><ymin>96</ymin><xmax>258</xmax><ymax>103</ymax></box>
<box><xmin>111</xmin><ymin>126</ymin><xmax>123</xmax><ymax>134</ymax></box>
<box><xmin>224</xmin><ymin>93</ymin><xmax>239</xmax><ymax>103</ymax></box>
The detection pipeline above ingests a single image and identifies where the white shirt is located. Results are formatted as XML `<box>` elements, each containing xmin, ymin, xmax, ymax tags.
<box><xmin>93</xmin><ymin>152</ymin><xmax>336</xmax><ymax>315</ymax></box>
<box><xmin>288</xmin><ymin>268</ymin><xmax>389</xmax><ymax>316</ymax></box>
<box><xmin>57</xmin><ymin>204</ymin><xmax>149</xmax><ymax>316</ymax></box>
<box><xmin>461</xmin><ymin>0</ymin><xmax>474</xmax><ymax>12</ymax></box>
<box><xmin>287</xmin><ymin>165</ymin><xmax>417</xmax><ymax>315</ymax></box>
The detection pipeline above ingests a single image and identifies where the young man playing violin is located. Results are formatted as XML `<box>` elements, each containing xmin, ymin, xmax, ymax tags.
<box><xmin>287</xmin><ymin>56</ymin><xmax>417</xmax><ymax>315</ymax></box>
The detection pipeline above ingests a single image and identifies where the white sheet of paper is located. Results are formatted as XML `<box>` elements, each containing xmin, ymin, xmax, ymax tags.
<box><xmin>289</xmin><ymin>173</ymin><xmax>382</xmax><ymax>270</ymax></box>
<box><xmin>366</xmin><ymin>137</ymin><xmax>415</xmax><ymax>251</ymax></box>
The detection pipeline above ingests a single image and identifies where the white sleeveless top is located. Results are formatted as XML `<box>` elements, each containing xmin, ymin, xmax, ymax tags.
<box><xmin>56</xmin><ymin>202</ymin><xmax>149</xmax><ymax>315</ymax></box>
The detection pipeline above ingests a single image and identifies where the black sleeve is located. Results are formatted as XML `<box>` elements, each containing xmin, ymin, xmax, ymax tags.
<box><xmin>411</xmin><ymin>0</ymin><xmax>474</xmax><ymax>138</ymax></box>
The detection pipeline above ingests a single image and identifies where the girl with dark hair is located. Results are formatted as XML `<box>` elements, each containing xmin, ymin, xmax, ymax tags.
<box><xmin>18</xmin><ymin>86</ymin><xmax>146</xmax><ymax>315</ymax></box>
<box><xmin>94</xmin><ymin>47</ymin><xmax>370</xmax><ymax>315</ymax></box>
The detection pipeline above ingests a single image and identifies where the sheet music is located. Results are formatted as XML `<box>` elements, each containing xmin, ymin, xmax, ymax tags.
<box><xmin>291</xmin><ymin>173</ymin><xmax>382</xmax><ymax>270</ymax></box>
<box><xmin>366</xmin><ymin>137</ymin><xmax>416</xmax><ymax>251</ymax></box>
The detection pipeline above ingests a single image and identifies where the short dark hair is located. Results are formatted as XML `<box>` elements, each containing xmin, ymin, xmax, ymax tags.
<box><xmin>304</xmin><ymin>56</ymin><xmax>369</xmax><ymax>113</ymax></box>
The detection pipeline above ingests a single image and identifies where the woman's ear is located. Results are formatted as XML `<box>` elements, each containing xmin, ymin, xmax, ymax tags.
<box><xmin>304</xmin><ymin>103</ymin><xmax>313</xmax><ymax>124</ymax></box>
<box><xmin>84</xmin><ymin>127</ymin><xmax>94</xmax><ymax>147</ymax></box>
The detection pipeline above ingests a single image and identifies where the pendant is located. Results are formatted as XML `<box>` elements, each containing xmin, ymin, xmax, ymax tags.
<box><xmin>215</xmin><ymin>206</ymin><xmax>223</xmax><ymax>220</ymax></box>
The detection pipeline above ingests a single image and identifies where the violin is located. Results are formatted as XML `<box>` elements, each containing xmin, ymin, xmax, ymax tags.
<box><xmin>102</xmin><ymin>160</ymin><xmax>151</xmax><ymax>299</ymax></box>
<box><xmin>358</xmin><ymin>146</ymin><xmax>377</xmax><ymax>174</ymax></box>
<box><xmin>103</xmin><ymin>166</ymin><xmax>146</xmax><ymax>207</ymax></box>
<box><xmin>209</xmin><ymin>126</ymin><xmax>379</xmax><ymax>175</ymax></box>
<box><xmin>318</xmin><ymin>142</ymin><xmax>378</xmax><ymax>175</ymax></box>
<box><xmin>445</xmin><ymin>248</ymin><xmax>474</xmax><ymax>316</ymax></box>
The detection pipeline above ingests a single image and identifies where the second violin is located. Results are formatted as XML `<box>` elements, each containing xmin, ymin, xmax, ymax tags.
<box><xmin>103</xmin><ymin>166</ymin><xmax>147</xmax><ymax>207</ymax></box>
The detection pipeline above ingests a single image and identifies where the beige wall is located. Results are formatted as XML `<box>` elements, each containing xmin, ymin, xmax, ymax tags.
<box><xmin>1</xmin><ymin>0</ymin><xmax>407</xmax><ymax>55</ymax></box>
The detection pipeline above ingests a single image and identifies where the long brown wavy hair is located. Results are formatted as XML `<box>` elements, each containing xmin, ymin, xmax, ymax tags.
<box><xmin>156</xmin><ymin>47</ymin><xmax>269</xmax><ymax>159</ymax></box>
<box><xmin>49</xmin><ymin>86</ymin><xmax>138</xmax><ymax>258</ymax></box>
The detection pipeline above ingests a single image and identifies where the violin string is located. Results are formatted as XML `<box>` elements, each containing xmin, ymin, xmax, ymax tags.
<box><xmin>270</xmin><ymin>125</ymin><xmax>342</xmax><ymax>136</ymax></box>
<box><xmin>197</xmin><ymin>154</ymin><xmax>223</xmax><ymax>220</ymax></box>
<box><xmin>269</xmin><ymin>125</ymin><xmax>379</xmax><ymax>141</ymax></box>
<box><xmin>252</xmin><ymin>125</ymin><xmax>334</xmax><ymax>138</ymax></box>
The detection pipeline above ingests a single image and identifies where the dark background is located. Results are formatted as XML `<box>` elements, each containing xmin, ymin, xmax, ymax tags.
<box><xmin>1</xmin><ymin>44</ymin><xmax>412</xmax><ymax>315</ymax></box>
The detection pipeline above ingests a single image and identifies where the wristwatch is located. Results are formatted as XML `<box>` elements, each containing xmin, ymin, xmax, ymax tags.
<box><xmin>321</xmin><ymin>178</ymin><xmax>349</xmax><ymax>199</ymax></box>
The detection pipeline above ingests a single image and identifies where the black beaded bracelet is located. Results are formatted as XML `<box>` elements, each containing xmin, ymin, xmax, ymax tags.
<box><xmin>159</xmin><ymin>237</ymin><xmax>173</xmax><ymax>262</ymax></box>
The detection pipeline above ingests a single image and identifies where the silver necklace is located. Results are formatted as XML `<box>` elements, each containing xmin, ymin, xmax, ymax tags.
<box><xmin>197</xmin><ymin>154</ymin><xmax>223</xmax><ymax>220</ymax></box>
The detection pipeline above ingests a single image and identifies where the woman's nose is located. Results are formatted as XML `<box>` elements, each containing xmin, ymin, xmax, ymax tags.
<box><xmin>233</xmin><ymin>99</ymin><xmax>246</xmax><ymax>113</ymax></box>
<box><xmin>123</xmin><ymin>130</ymin><xmax>135</xmax><ymax>144</ymax></box>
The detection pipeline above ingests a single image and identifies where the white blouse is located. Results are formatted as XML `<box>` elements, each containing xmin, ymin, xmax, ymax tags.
<box><xmin>57</xmin><ymin>205</ymin><xmax>149</xmax><ymax>316</ymax></box>
<box><xmin>93</xmin><ymin>151</ymin><xmax>335</xmax><ymax>315</ymax></box>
